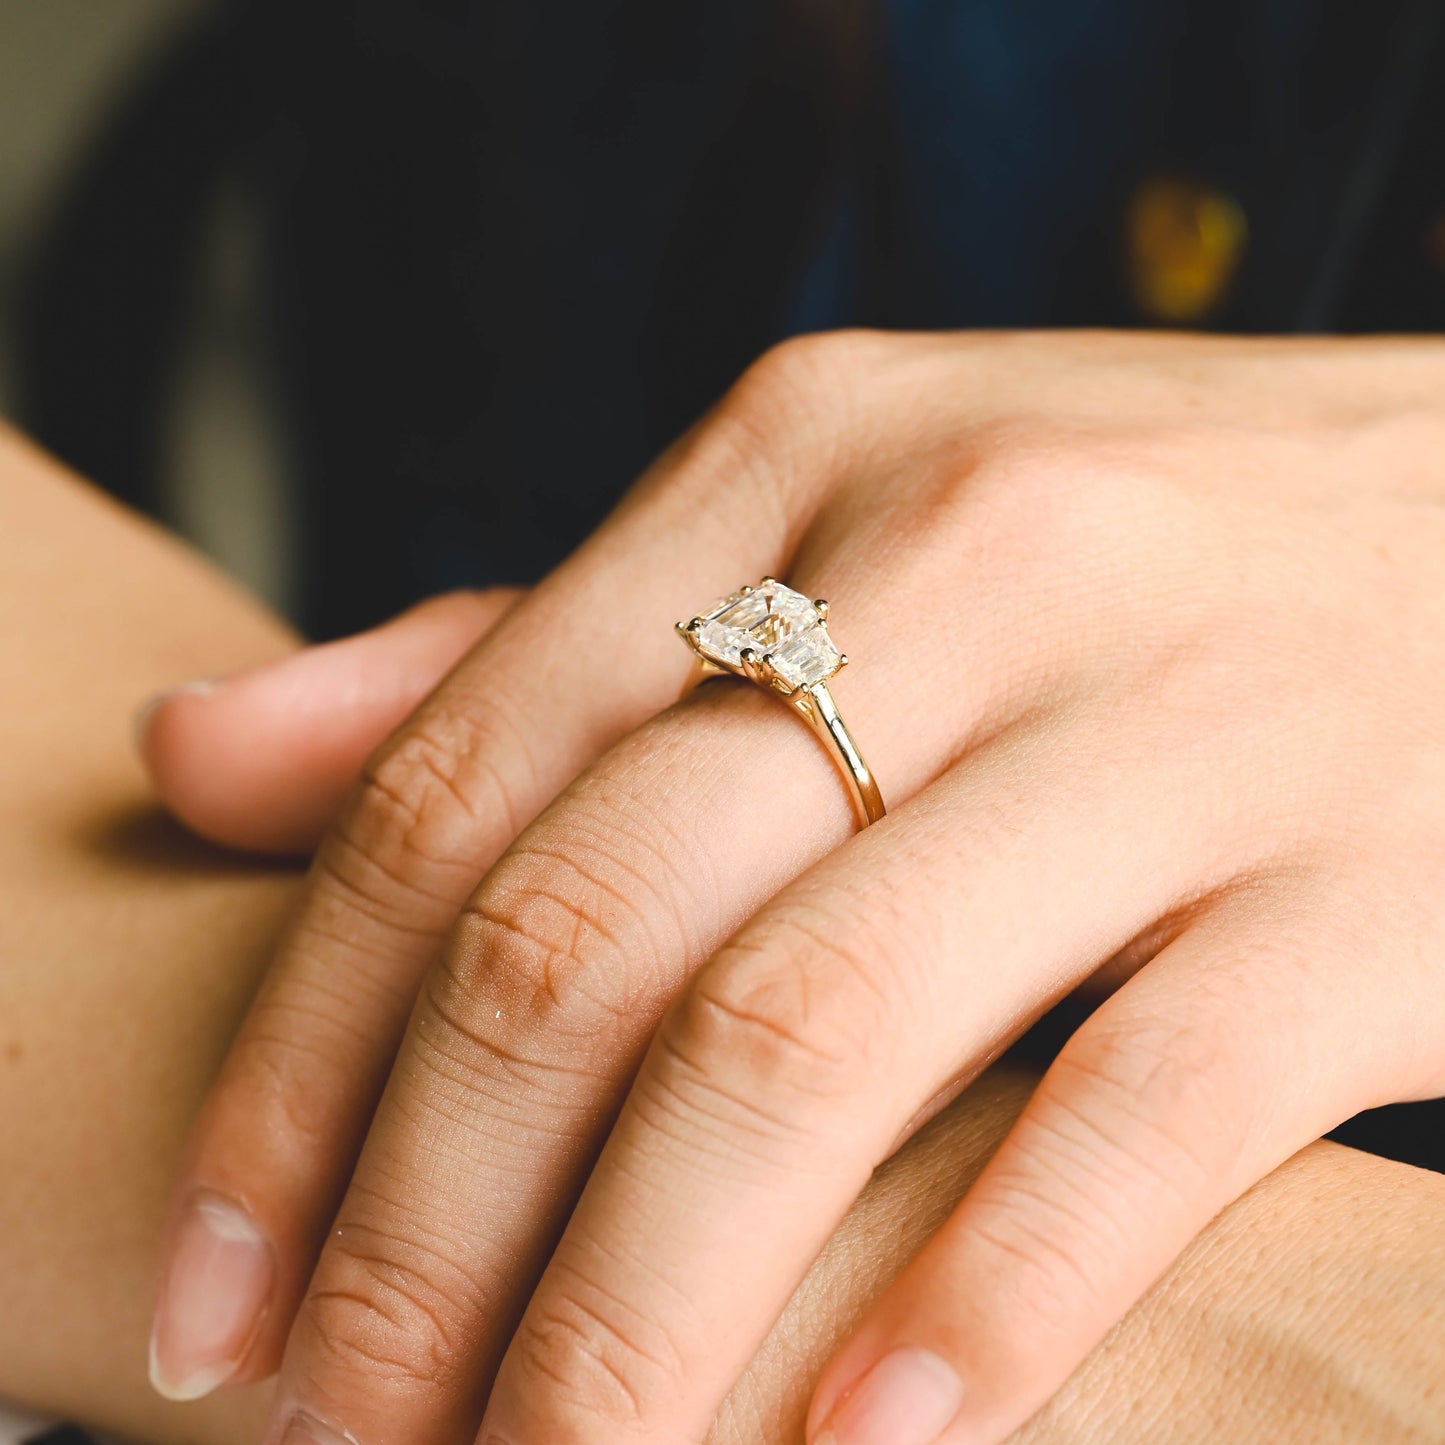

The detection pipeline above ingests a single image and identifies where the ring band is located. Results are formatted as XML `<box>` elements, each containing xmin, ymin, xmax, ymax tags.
<box><xmin>676</xmin><ymin>578</ymin><xmax>886</xmax><ymax>828</ymax></box>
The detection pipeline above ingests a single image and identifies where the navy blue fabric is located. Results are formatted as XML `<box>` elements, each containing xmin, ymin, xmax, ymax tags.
<box><xmin>792</xmin><ymin>1</ymin><xmax>1176</xmax><ymax>330</ymax></box>
<box><xmin>789</xmin><ymin>0</ymin><xmax>1354</xmax><ymax>331</ymax></box>
<box><xmin>868</xmin><ymin>0</ymin><xmax>1176</xmax><ymax>326</ymax></box>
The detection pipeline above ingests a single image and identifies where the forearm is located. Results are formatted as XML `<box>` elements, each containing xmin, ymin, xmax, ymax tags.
<box><xmin>0</xmin><ymin>422</ymin><xmax>299</xmax><ymax>1441</ymax></box>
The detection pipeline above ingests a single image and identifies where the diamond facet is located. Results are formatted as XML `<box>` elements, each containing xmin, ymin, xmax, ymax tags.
<box><xmin>689</xmin><ymin>580</ymin><xmax>842</xmax><ymax>689</ymax></box>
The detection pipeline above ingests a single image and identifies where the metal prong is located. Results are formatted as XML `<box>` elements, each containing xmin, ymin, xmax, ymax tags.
<box><xmin>813</xmin><ymin>598</ymin><xmax>829</xmax><ymax>620</ymax></box>
<box><xmin>760</xmin><ymin>575</ymin><xmax>777</xmax><ymax>587</ymax></box>
<box><xmin>740</xmin><ymin>585</ymin><xmax>753</xmax><ymax>595</ymax></box>
<box><xmin>837</xmin><ymin>653</ymin><xmax>849</xmax><ymax>669</ymax></box>
<box><xmin>739</xmin><ymin>647</ymin><xmax>778</xmax><ymax>688</ymax></box>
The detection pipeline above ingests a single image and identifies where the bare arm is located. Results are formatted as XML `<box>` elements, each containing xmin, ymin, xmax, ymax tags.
<box><xmin>0</xmin><ymin>423</ymin><xmax>1440</xmax><ymax>1444</ymax></box>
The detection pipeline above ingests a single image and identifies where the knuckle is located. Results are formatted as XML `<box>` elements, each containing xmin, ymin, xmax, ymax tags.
<box><xmin>509</xmin><ymin>1251</ymin><xmax>684</xmax><ymax>1430</ymax></box>
<box><xmin>231</xmin><ymin>1028</ymin><xmax>340</xmax><ymax>1157</ymax></box>
<box><xmin>432</xmin><ymin>584</ymin><xmax>521</xmax><ymax>617</ymax></box>
<box><xmin>958</xmin><ymin>1190</ymin><xmax>1129</xmax><ymax>1366</ymax></box>
<box><xmin>967</xmin><ymin>427</ymin><xmax>1095</xmax><ymax>541</ymax></box>
<box><xmin>961</xmin><ymin>1006</ymin><xmax>1261</xmax><ymax>1344</ymax></box>
<box><xmin>299</xmin><ymin>1211</ymin><xmax>479</xmax><ymax>1395</ymax></box>
<box><xmin>653</xmin><ymin>922</ymin><xmax>890</xmax><ymax>1146</ymax></box>
<box><xmin>231</xmin><ymin>977</ymin><xmax>379</xmax><ymax>1157</ymax></box>
<box><xmin>966</xmin><ymin>1189</ymin><xmax>1104</xmax><ymax>1323</ymax></box>
<box><xmin>962</xmin><ymin>422</ymin><xmax>1168</xmax><ymax>572</ymax></box>
<box><xmin>1044</xmin><ymin>1007</ymin><xmax>1249</xmax><ymax>1193</ymax></box>
<box><xmin>352</xmin><ymin>721</ymin><xmax>493</xmax><ymax>871</ymax></box>
<box><xmin>684</xmin><ymin>331</ymin><xmax>880</xmax><ymax>504</ymax></box>
<box><xmin>965</xmin><ymin>1119</ymin><xmax>1163</xmax><ymax>1334</ymax></box>
<box><xmin>407</xmin><ymin>778</ymin><xmax>716</xmax><ymax>1134</ymax></box>
<box><xmin>736</xmin><ymin>329</ymin><xmax>877</xmax><ymax>403</ymax></box>
<box><xmin>438</xmin><ymin>785</ymin><xmax>691</xmax><ymax>1045</ymax></box>
<box><xmin>447</xmin><ymin>863</ymin><xmax>635</xmax><ymax>1038</ymax></box>
<box><xmin>318</xmin><ymin>705</ymin><xmax>536</xmax><ymax>931</ymax></box>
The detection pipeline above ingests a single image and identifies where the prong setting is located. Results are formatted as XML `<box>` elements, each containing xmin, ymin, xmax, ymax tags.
<box><xmin>738</xmin><ymin>647</ymin><xmax>780</xmax><ymax>688</ymax></box>
<box><xmin>680</xmin><ymin>578</ymin><xmax>844</xmax><ymax>690</ymax></box>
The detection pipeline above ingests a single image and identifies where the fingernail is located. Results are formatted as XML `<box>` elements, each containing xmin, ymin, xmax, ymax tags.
<box><xmin>814</xmin><ymin>1347</ymin><xmax>965</xmax><ymax>1445</ymax></box>
<box><xmin>135</xmin><ymin>679</ymin><xmax>219</xmax><ymax>752</ymax></box>
<box><xmin>276</xmin><ymin>1410</ymin><xmax>357</xmax><ymax>1445</ymax></box>
<box><xmin>148</xmin><ymin>1191</ymin><xmax>274</xmax><ymax>1401</ymax></box>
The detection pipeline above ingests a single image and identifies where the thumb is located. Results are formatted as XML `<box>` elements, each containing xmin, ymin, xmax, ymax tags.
<box><xmin>138</xmin><ymin>588</ymin><xmax>522</xmax><ymax>855</ymax></box>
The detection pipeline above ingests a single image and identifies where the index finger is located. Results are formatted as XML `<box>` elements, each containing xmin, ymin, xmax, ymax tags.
<box><xmin>147</xmin><ymin>336</ymin><xmax>873</xmax><ymax>1399</ymax></box>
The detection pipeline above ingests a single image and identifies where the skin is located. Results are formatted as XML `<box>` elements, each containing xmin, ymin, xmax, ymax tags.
<box><xmin>1</xmin><ymin>420</ymin><xmax>1444</xmax><ymax>1444</ymax></box>
<box><xmin>140</xmin><ymin>330</ymin><xmax>1445</xmax><ymax>1445</ymax></box>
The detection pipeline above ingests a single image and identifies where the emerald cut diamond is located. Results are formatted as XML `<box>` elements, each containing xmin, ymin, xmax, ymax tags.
<box><xmin>686</xmin><ymin>579</ymin><xmax>843</xmax><ymax>690</ymax></box>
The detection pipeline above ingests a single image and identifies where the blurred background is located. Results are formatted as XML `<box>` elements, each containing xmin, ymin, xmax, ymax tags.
<box><xmin>0</xmin><ymin>0</ymin><xmax>290</xmax><ymax>609</ymax></box>
<box><xmin>0</xmin><ymin>0</ymin><xmax>882</xmax><ymax>639</ymax></box>
<box><xmin>6</xmin><ymin>2</ymin><xmax>1445</xmax><ymax>643</ymax></box>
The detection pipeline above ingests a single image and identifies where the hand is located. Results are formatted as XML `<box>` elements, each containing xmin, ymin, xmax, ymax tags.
<box><xmin>8</xmin><ymin>419</ymin><xmax>1440</xmax><ymax>1445</ymax></box>
<box><xmin>145</xmin><ymin>331</ymin><xmax>1445</xmax><ymax>1445</ymax></box>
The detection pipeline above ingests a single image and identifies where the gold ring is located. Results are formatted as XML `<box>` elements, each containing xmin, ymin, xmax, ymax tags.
<box><xmin>676</xmin><ymin>578</ymin><xmax>885</xmax><ymax>829</ymax></box>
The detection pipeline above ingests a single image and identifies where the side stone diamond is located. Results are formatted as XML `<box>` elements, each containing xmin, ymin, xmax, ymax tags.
<box><xmin>770</xmin><ymin>624</ymin><xmax>842</xmax><ymax>688</ymax></box>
